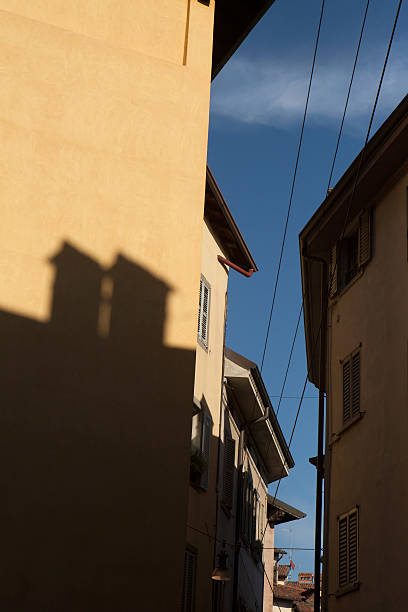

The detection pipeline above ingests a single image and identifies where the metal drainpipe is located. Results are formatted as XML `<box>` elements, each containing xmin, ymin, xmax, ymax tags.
<box><xmin>232</xmin><ymin>428</ymin><xmax>245</xmax><ymax>612</ymax></box>
<box><xmin>303</xmin><ymin>251</ymin><xmax>327</xmax><ymax>612</ymax></box>
<box><xmin>314</xmin><ymin>258</ymin><xmax>328</xmax><ymax>612</ymax></box>
<box><xmin>217</xmin><ymin>255</ymin><xmax>255</xmax><ymax>278</ymax></box>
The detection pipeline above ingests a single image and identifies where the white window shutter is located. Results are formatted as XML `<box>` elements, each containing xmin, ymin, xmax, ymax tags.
<box><xmin>200</xmin><ymin>413</ymin><xmax>212</xmax><ymax>490</ymax></box>
<box><xmin>359</xmin><ymin>210</ymin><xmax>371</xmax><ymax>266</ymax></box>
<box><xmin>329</xmin><ymin>243</ymin><xmax>338</xmax><ymax>297</ymax></box>
<box><xmin>198</xmin><ymin>277</ymin><xmax>210</xmax><ymax>347</ymax></box>
<box><xmin>222</xmin><ymin>437</ymin><xmax>236</xmax><ymax>508</ymax></box>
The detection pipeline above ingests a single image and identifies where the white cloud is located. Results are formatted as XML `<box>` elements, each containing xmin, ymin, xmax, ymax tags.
<box><xmin>211</xmin><ymin>51</ymin><xmax>408</xmax><ymax>128</ymax></box>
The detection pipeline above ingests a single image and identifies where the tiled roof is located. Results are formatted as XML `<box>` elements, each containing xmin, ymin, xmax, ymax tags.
<box><xmin>278</xmin><ymin>565</ymin><xmax>290</xmax><ymax>579</ymax></box>
<box><xmin>294</xmin><ymin>602</ymin><xmax>314</xmax><ymax>612</ymax></box>
<box><xmin>274</xmin><ymin>582</ymin><xmax>315</xmax><ymax>607</ymax></box>
<box><xmin>273</xmin><ymin>584</ymin><xmax>304</xmax><ymax>602</ymax></box>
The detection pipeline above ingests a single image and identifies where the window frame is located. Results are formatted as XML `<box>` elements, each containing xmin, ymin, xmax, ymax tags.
<box><xmin>190</xmin><ymin>408</ymin><xmax>212</xmax><ymax>491</ymax></box>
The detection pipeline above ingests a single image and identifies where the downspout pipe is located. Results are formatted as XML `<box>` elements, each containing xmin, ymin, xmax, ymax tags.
<box><xmin>302</xmin><ymin>250</ymin><xmax>327</xmax><ymax>612</ymax></box>
<box><xmin>217</xmin><ymin>255</ymin><xmax>255</xmax><ymax>278</ymax></box>
<box><xmin>307</xmin><ymin>255</ymin><xmax>327</xmax><ymax>612</ymax></box>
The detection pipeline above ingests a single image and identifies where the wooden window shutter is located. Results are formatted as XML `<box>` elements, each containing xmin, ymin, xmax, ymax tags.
<box><xmin>200</xmin><ymin>413</ymin><xmax>212</xmax><ymax>490</ymax></box>
<box><xmin>342</xmin><ymin>360</ymin><xmax>351</xmax><ymax>424</ymax></box>
<box><xmin>351</xmin><ymin>352</ymin><xmax>360</xmax><ymax>417</ymax></box>
<box><xmin>342</xmin><ymin>350</ymin><xmax>360</xmax><ymax>424</ymax></box>
<box><xmin>348</xmin><ymin>509</ymin><xmax>359</xmax><ymax>583</ymax></box>
<box><xmin>358</xmin><ymin>210</ymin><xmax>371</xmax><ymax>267</ymax></box>
<box><xmin>338</xmin><ymin>516</ymin><xmax>348</xmax><ymax>587</ymax></box>
<box><xmin>329</xmin><ymin>243</ymin><xmax>338</xmax><ymax>297</ymax></box>
<box><xmin>182</xmin><ymin>548</ymin><xmax>196</xmax><ymax>612</ymax></box>
<box><xmin>198</xmin><ymin>277</ymin><xmax>210</xmax><ymax>347</ymax></box>
<box><xmin>338</xmin><ymin>508</ymin><xmax>359</xmax><ymax>589</ymax></box>
<box><xmin>222</xmin><ymin>437</ymin><xmax>235</xmax><ymax>508</ymax></box>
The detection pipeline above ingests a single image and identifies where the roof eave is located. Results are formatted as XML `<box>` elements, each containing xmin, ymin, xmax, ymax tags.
<box><xmin>211</xmin><ymin>0</ymin><xmax>275</xmax><ymax>80</ymax></box>
<box><xmin>205</xmin><ymin>166</ymin><xmax>258</xmax><ymax>273</ymax></box>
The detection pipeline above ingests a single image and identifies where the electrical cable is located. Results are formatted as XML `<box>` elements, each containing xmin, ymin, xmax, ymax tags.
<box><xmin>256</xmin><ymin>0</ymin><xmax>326</xmax><ymax>380</ymax></box>
<box><xmin>250</xmin><ymin>0</ymin><xmax>372</xmax><ymax>506</ymax></box>
<box><xmin>264</xmin><ymin>0</ymin><xmax>404</xmax><ymax>546</ymax></box>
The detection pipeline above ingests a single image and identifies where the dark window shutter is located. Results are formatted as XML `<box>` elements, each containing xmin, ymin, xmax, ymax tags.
<box><xmin>200</xmin><ymin>413</ymin><xmax>212</xmax><ymax>490</ymax></box>
<box><xmin>338</xmin><ymin>508</ymin><xmax>359</xmax><ymax>589</ymax></box>
<box><xmin>338</xmin><ymin>516</ymin><xmax>348</xmax><ymax>587</ymax></box>
<box><xmin>342</xmin><ymin>360</ymin><xmax>351</xmax><ymax>424</ymax></box>
<box><xmin>182</xmin><ymin>548</ymin><xmax>196</xmax><ymax>612</ymax></box>
<box><xmin>329</xmin><ymin>243</ymin><xmax>338</xmax><ymax>297</ymax></box>
<box><xmin>348</xmin><ymin>510</ymin><xmax>358</xmax><ymax>583</ymax></box>
<box><xmin>351</xmin><ymin>352</ymin><xmax>360</xmax><ymax>417</ymax></box>
<box><xmin>222</xmin><ymin>437</ymin><xmax>235</xmax><ymax>508</ymax></box>
<box><xmin>359</xmin><ymin>210</ymin><xmax>371</xmax><ymax>266</ymax></box>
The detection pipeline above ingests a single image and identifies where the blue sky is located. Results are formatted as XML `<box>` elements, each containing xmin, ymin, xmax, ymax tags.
<box><xmin>208</xmin><ymin>0</ymin><xmax>408</xmax><ymax>575</ymax></box>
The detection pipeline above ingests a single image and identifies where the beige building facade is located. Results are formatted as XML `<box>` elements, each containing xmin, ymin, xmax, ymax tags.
<box><xmin>0</xmin><ymin>1</ymin><xmax>280</xmax><ymax>609</ymax></box>
<box><xmin>300</xmin><ymin>95</ymin><xmax>408</xmax><ymax>611</ymax></box>
<box><xmin>184</xmin><ymin>168</ymin><xmax>258</xmax><ymax>612</ymax></box>
<box><xmin>212</xmin><ymin>348</ymin><xmax>295</xmax><ymax>612</ymax></box>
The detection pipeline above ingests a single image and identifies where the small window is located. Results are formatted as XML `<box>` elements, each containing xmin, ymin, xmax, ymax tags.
<box><xmin>329</xmin><ymin>210</ymin><xmax>371</xmax><ymax>296</ymax></box>
<box><xmin>198</xmin><ymin>277</ymin><xmax>210</xmax><ymax>348</ymax></box>
<box><xmin>338</xmin><ymin>508</ymin><xmax>359</xmax><ymax>589</ymax></box>
<box><xmin>190</xmin><ymin>409</ymin><xmax>212</xmax><ymax>490</ymax></box>
<box><xmin>342</xmin><ymin>349</ymin><xmax>360</xmax><ymax>425</ymax></box>
<box><xmin>182</xmin><ymin>547</ymin><xmax>197</xmax><ymax>612</ymax></box>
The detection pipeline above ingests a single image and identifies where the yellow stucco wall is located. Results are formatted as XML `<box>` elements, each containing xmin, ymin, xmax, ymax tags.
<box><xmin>326</xmin><ymin>171</ymin><xmax>408</xmax><ymax>611</ymax></box>
<box><xmin>187</xmin><ymin>220</ymin><xmax>229</xmax><ymax>612</ymax></box>
<box><xmin>0</xmin><ymin>1</ymin><xmax>214</xmax><ymax>609</ymax></box>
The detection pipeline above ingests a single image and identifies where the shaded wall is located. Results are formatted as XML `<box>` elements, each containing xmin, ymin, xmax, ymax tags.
<box><xmin>0</xmin><ymin>243</ymin><xmax>195</xmax><ymax>610</ymax></box>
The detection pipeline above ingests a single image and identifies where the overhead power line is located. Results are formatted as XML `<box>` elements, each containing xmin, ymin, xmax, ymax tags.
<box><xmin>265</xmin><ymin>0</ymin><xmax>403</xmax><ymax>545</ymax></box>
<box><xmin>257</xmin><ymin>0</ymin><xmax>326</xmax><ymax>377</ymax></box>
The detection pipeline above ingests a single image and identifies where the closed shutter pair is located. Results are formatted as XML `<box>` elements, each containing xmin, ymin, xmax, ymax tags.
<box><xmin>338</xmin><ymin>508</ymin><xmax>358</xmax><ymax>588</ymax></box>
<box><xmin>329</xmin><ymin>209</ymin><xmax>371</xmax><ymax>297</ymax></box>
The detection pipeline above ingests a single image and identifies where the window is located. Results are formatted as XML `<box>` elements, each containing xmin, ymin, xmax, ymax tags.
<box><xmin>190</xmin><ymin>409</ymin><xmax>212</xmax><ymax>490</ymax></box>
<box><xmin>198</xmin><ymin>277</ymin><xmax>210</xmax><ymax>348</ymax></box>
<box><xmin>329</xmin><ymin>210</ymin><xmax>371</xmax><ymax>297</ymax></box>
<box><xmin>222</xmin><ymin>436</ymin><xmax>236</xmax><ymax>509</ymax></box>
<box><xmin>182</xmin><ymin>547</ymin><xmax>197</xmax><ymax>612</ymax></box>
<box><xmin>338</xmin><ymin>508</ymin><xmax>359</xmax><ymax>589</ymax></box>
<box><xmin>342</xmin><ymin>349</ymin><xmax>360</xmax><ymax>425</ymax></box>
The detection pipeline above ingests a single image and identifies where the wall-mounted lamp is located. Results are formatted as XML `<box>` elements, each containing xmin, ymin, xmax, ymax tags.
<box><xmin>211</xmin><ymin>541</ymin><xmax>231</xmax><ymax>582</ymax></box>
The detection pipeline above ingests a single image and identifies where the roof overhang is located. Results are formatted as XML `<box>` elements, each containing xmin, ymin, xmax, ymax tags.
<box><xmin>205</xmin><ymin>167</ymin><xmax>257</xmax><ymax>273</ymax></box>
<box><xmin>224</xmin><ymin>348</ymin><xmax>294</xmax><ymax>482</ymax></box>
<box><xmin>267</xmin><ymin>495</ymin><xmax>307</xmax><ymax>526</ymax></box>
<box><xmin>212</xmin><ymin>0</ymin><xmax>276</xmax><ymax>80</ymax></box>
<box><xmin>299</xmin><ymin>94</ymin><xmax>408</xmax><ymax>387</ymax></box>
